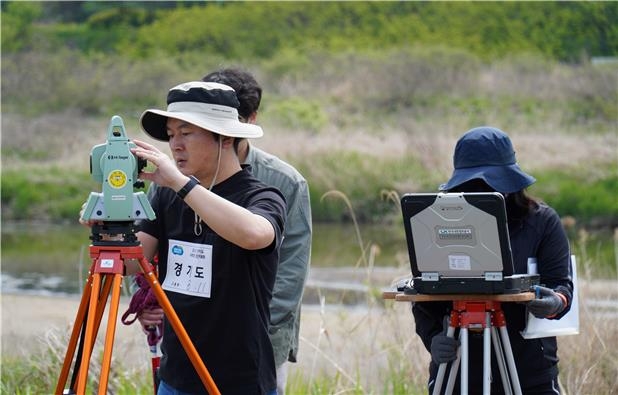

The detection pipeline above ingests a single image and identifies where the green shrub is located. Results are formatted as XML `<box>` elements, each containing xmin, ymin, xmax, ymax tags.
<box><xmin>268</xmin><ymin>97</ymin><xmax>329</xmax><ymax>133</ymax></box>
<box><xmin>0</xmin><ymin>2</ymin><xmax>42</xmax><ymax>52</ymax></box>
<box><xmin>532</xmin><ymin>169</ymin><xmax>618</xmax><ymax>222</ymax></box>
<box><xmin>13</xmin><ymin>2</ymin><xmax>617</xmax><ymax>61</ymax></box>
<box><xmin>1</xmin><ymin>169</ymin><xmax>95</xmax><ymax>221</ymax></box>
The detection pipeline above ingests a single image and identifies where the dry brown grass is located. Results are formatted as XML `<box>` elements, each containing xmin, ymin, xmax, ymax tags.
<box><xmin>2</xmin><ymin>278</ymin><xmax>616</xmax><ymax>394</ymax></box>
<box><xmin>557</xmin><ymin>280</ymin><xmax>618</xmax><ymax>394</ymax></box>
<box><xmin>256</xmin><ymin>124</ymin><xmax>617</xmax><ymax>177</ymax></box>
<box><xmin>1</xmin><ymin>112</ymin><xmax>171</xmax><ymax>171</ymax></box>
<box><xmin>3</xmin><ymin>49</ymin><xmax>616</xmax><ymax>179</ymax></box>
<box><xmin>4</xmin><ymin>108</ymin><xmax>614</xmax><ymax>186</ymax></box>
<box><xmin>292</xmin><ymin>277</ymin><xmax>618</xmax><ymax>394</ymax></box>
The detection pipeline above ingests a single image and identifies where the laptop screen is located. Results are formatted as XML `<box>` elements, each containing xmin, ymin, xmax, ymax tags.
<box><xmin>401</xmin><ymin>192</ymin><xmax>514</xmax><ymax>279</ymax></box>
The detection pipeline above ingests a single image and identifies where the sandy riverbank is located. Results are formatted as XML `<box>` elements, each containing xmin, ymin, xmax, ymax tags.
<box><xmin>1</xmin><ymin>293</ymin><xmax>152</xmax><ymax>366</ymax></box>
<box><xmin>0</xmin><ymin>292</ymin><xmax>428</xmax><ymax>386</ymax></box>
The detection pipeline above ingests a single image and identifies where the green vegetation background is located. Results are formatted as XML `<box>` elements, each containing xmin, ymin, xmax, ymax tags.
<box><xmin>2</xmin><ymin>1</ymin><xmax>617</xmax><ymax>226</ymax></box>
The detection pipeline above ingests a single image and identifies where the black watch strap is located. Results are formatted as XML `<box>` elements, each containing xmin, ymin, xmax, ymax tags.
<box><xmin>177</xmin><ymin>175</ymin><xmax>200</xmax><ymax>200</ymax></box>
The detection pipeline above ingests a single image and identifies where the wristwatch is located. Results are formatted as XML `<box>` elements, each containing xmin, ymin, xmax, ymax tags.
<box><xmin>176</xmin><ymin>175</ymin><xmax>200</xmax><ymax>200</ymax></box>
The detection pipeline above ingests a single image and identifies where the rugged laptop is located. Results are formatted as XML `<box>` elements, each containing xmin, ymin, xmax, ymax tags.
<box><xmin>401</xmin><ymin>192</ymin><xmax>538</xmax><ymax>294</ymax></box>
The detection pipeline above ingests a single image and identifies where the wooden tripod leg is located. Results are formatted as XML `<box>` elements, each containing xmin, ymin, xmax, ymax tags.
<box><xmin>98</xmin><ymin>273</ymin><xmax>124</xmax><ymax>395</ymax></box>
<box><xmin>138</xmin><ymin>257</ymin><xmax>221</xmax><ymax>395</ymax></box>
<box><xmin>55</xmin><ymin>272</ymin><xmax>94</xmax><ymax>394</ymax></box>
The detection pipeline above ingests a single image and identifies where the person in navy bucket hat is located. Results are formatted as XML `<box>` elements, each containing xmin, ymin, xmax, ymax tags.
<box><xmin>413</xmin><ymin>126</ymin><xmax>574</xmax><ymax>394</ymax></box>
<box><xmin>439</xmin><ymin>126</ymin><xmax>536</xmax><ymax>193</ymax></box>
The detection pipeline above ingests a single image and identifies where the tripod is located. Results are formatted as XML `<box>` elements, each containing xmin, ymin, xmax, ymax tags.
<box><xmin>433</xmin><ymin>300</ymin><xmax>521</xmax><ymax>395</ymax></box>
<box><xmin>55</xmin><ymin>224</ymin><xmax>220</xmax><ymax>395</ymax></box>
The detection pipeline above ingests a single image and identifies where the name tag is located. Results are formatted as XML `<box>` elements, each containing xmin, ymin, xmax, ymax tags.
<box><xmin>162</xmin><ymin>239</ymin><xmax>213</xmax><ymax>298</ymax></box>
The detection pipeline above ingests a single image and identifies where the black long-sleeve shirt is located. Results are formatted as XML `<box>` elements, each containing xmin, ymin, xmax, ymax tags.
<box><xmin>413</xmin><ymin>202</ymin><xmax>573</xmax><ymax>393</ymax></box>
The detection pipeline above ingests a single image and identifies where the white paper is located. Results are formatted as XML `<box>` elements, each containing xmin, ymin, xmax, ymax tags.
<box><xmin>521</xmin><ymin>255</ymin><xmax>579</xmax><ymax>339</ymax></box>
<box><xmin>527</xmin><ymin>257</ymin><xmax>538</xmax><ymax>275</ymax></box>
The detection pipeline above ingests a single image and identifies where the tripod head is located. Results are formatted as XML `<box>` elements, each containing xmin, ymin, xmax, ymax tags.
<box><xmin>89</xmin><ymin>221</ymin><xmax>141</xmax><ymax>246</ymax></box>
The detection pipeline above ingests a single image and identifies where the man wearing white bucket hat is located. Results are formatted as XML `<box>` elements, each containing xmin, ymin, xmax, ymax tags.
<box><xmin>130</xmin><ymin>81</ymin><xmax>286</xmax><ymax>395</ymax></box>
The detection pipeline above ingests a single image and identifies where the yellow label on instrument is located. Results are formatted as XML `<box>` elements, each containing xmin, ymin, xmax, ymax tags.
<box><xmin>108</xmin><ymin>170</ymin><xmax>127</xmax><ymax>189</ymax></box>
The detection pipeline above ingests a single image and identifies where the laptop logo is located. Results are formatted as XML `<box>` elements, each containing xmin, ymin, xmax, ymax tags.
<box><xmin>435</xmin><ymin>226</ymin><xmax>476</xmax><ymax>246</ymax></box>
<box><xmin>439</xmin><ymin>204</ymin><xmax>464</xmax><ymax>211</ymax></box>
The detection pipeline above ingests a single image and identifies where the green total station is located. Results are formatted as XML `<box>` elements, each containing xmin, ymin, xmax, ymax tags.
<box><xmin>81</xmin><ymin>115</ymin><xmax>155</xmax><ymax>222</ymax></box>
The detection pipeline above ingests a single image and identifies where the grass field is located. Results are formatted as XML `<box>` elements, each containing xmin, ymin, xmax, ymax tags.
<box><xmin>1</xmin><ymin>274</ymin><xmax>617</xmax><ymax>394</ymax></box>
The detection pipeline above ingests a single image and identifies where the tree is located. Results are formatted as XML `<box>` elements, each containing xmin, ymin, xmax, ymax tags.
<box><xmin>1</xmin><ymin>2</ymin><xmax>42</xmax><ymax>52</ymax></box>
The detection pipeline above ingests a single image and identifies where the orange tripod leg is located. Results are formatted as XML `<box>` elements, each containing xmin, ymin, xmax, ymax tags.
<box><xmin>75</xmin><ymin>272</ymin><xmax>104</xmax><ymax>394</ymax></box>
<box><xmin>55</xmin><ymin>271</ymin><xmax>94</xmax><ymax>394</ymax></box>
<box><xmin>94</xmin><ymin>274</ymin><xmax>115</xmax><ymax>332</ymax></box>
<box><xmin>98</xmin><ymin>273</ymin><xmax>124</xmax><ymax>395</ymax></box>
<box><xmin>71</xmin><ymin>252</ymin><xmax>122</xmax><ymax>394</ymax></box>
<box><xmin>138</xmin><ymin>256</ymin><xmax>221</xmax><ymax>395</ymax></box>
<box><xmin>82</xmin><ymin>273</ymin><xmax>115</xmax><ymax>364</ymax></box>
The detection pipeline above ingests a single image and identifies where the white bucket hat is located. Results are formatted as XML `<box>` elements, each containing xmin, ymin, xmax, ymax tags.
<box><xmin>140</xmin><ymin>81</ymin><xmax>263</xmax><ymax>141</ymax></box>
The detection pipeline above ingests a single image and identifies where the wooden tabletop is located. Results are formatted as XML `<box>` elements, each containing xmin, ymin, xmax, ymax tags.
<box><xmin>382</xmin><ymin>291</ymin><xmax>534</xmax><ymax>302</ymax></box>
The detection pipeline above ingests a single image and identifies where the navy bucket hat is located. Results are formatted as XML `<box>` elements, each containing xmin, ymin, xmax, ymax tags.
<box><xmin>439</xmin><ymin>126</ymin><xmax>536</xmax><ymax>194</ymax></box>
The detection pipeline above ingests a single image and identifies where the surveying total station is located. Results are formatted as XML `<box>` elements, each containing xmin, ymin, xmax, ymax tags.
<box><xmin>80</xmin><ymin>115</ymin><xmax>154</xmax><ymax>240</ymax></box>
<box><xmin>56</xmin><ymin>116</ymin><xmax>220</xmax><ymax>395</ymax></box>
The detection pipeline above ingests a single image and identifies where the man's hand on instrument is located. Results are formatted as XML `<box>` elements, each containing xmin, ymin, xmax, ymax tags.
<box><xmin>131</xmin><ymin>139</ymin><xmax>186</xmax><ymax>191</ymax></box>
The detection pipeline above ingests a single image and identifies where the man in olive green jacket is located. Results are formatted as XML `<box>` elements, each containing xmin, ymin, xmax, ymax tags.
<box><xmin>203</xmin><ymin>68</ymin><xmax>312</xmax><ymax>395</ymax></box>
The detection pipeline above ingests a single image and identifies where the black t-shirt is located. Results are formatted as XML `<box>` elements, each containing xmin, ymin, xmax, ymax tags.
<box><xmin>138</xmin><ymin>167</ymin><xmax>286</xmax><ymax>394</ymax></box>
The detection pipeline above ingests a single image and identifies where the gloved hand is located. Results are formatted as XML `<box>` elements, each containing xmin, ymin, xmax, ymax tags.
<box><xmin>430</xmin><ymin>317</ymin><xmax>460</xmax><ymax>364</ymax></box>
<box><xmin>527</xmin><ymin>286</ymin><xmax>564</xmax><ymax>318</ymax></box>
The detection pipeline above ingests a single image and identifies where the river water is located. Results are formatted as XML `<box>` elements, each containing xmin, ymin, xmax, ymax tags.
<box><xmin>3</xmin><ymin>221</ymin><xmax>617</xmax><ymax>321</ymax></box>
<box><xmin>1</xmin><ymin>221</ymin><xmax>411</xmax><ymax>297</ymax></box>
